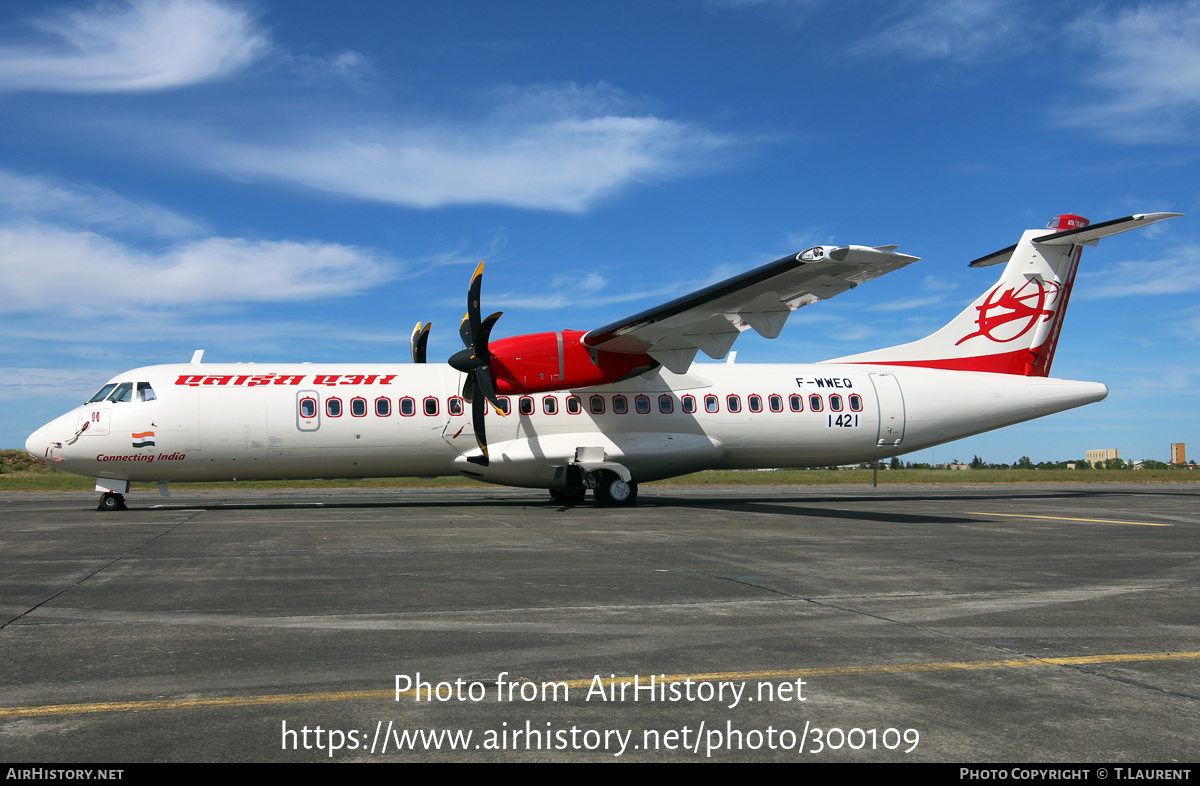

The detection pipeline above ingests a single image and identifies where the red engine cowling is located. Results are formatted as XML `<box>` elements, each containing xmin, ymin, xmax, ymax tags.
<box><xmin>488</xmin><ymin>330</ymin><xmax>655</xmax><ymax>394</ymax></box>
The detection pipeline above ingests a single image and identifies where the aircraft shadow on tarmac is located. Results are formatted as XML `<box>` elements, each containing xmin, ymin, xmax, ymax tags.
<box><xmin>105</xmin><ymin>484</ymin><xmax>1191</xmax><ymax>526</ymax></box>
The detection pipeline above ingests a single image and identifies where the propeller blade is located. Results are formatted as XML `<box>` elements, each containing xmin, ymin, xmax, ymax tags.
<box><xmin>411</xmin><ymin>321</ymin><xmax>431</xmax><ymax>364</ymax></box>
<box><xmin>453</xmin><ymin>260</ymin><xmax>505</xmax><ymax>464</ymax></box>
<box><xmin>478</xmin><ymin>311</ymin><xmax>503</xmax><ymax>348</ymax></box>
<box><xmin>458</xmin><ymin>311</ymin><xmax>472</xmax><ymax>348</ymax></box>
<box><xmin>466</xmin><ymin>260</ymin><xmax>485</xmax><ymax>337</ymax></box>
<box><xmin>465</xmin><ymin>392</ymin><xmax>489</xmax><ymax>466</ymax></box>
<box><xmin>476</xmin><ymin>368</ymin><xmax>501</xmax><ymax>412</ymax></box>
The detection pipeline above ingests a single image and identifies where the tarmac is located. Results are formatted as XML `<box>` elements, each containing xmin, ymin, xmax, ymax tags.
<box><xmin>1</xmin><ymin>483</ymin><xmax>1197</xmax><ymax>762</ymax></box>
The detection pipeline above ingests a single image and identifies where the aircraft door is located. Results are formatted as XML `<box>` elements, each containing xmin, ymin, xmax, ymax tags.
<box><xmin>296</xmin><ymin>390</ymin><xmax>320</xmax><ymax>432</ymax></box>
<box><xmin>869</xmin><ymin>372</ymin><xmax>905</xmax><ymax>446</ymax></box>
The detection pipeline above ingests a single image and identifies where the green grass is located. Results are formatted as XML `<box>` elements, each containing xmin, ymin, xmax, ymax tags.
<box><xmin>2</xmin><ymin>450</ymin><xmax>1195</xmax><ymax>492</ymax></box>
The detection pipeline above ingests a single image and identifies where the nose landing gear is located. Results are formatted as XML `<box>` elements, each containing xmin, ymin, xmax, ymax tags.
<box><xmin>97</xmin><ymin>492</ymin><xmax>127</xmax><ymax>511</ymax></box>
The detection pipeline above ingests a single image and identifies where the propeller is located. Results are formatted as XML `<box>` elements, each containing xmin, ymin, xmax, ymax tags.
<box><xmin>448</xmin><ymin>261</ymin><xmax>504</xmax><ymax>466</ymax></box>
<box><xmin>411</xmin><ymin>321</ymin><xmax>431</xmax><ymax>363</ymax></box>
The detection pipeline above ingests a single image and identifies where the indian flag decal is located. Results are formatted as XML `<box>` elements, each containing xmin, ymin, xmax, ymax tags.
<box><xmin>132</xmin><ymin>431</ymin><xmax>155</xmax><ymax>448</ymax></box>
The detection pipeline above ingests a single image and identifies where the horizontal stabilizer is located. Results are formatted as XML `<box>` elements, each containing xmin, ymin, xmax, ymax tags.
<box><xmin>970</xmin><ymin>213</ymin><xmax>1181</xmax><ymax>267</ymax></box>
<box><xmin>1032</xmin><ymin>212</ymin><xmax>1182</xmax><ymax>246</ymax></box>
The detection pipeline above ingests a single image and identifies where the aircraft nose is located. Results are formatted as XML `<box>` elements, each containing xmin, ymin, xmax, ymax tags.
<box><xmin>26</xmin><ymin>425</ymin><xmax>51</xmax><ymax>462</ymax></box>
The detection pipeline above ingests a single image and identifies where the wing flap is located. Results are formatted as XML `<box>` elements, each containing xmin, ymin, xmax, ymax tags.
<box><xmin>582</xmin><ymin>244</ymin><xmax>918</xmax><ymax>369</ymax></box>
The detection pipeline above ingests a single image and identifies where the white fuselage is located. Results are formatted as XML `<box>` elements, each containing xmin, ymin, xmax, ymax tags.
<box><xmin>26</xmin><ymin>362</ymin><xmax>1107</xmax><ymax>489</ymax></box>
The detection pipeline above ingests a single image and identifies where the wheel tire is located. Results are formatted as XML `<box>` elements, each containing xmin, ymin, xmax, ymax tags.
<box><xmin>594</xmin><ymin>472</ymin><xmax>637</xmax><ymax>506</ymax></box>
<box><xmin>98</xmin><ymin>492</ymin><xmax>121</xmax><ymax>512</ymax></box>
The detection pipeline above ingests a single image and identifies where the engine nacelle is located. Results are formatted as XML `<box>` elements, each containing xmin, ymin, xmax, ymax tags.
<box><xmin>489</xmin><ymin>330</ymin><xmax>656</xmax><ymax>395</ymax></box>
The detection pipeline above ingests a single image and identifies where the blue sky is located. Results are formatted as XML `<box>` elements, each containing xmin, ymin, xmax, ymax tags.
<box><xmin>1</xmin><ymin>0</ymin><xmax>1197</xmax><ymax>465</ymax></box>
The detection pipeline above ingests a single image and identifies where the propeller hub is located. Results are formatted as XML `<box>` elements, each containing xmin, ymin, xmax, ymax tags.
<box><xmin>448</xmin><ymin>348</ymin><xmax>482</xmax><ymax>373</ymax></box>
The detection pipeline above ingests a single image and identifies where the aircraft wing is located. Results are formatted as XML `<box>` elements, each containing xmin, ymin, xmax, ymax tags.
<box><xmin>581</xmin><ymin>245</ymin><xmax>919</xmax><ymax>373</ymax></box>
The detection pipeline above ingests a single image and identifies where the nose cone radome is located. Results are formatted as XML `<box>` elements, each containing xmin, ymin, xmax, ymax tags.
<box><xmin>26</xmin><ymin>425</ymin><xmax>50</xmax><ymax>462</ymax></box>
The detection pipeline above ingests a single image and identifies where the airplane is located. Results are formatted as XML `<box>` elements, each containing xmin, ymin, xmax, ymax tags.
<box><xmin>25</xmin><ymin>211</ymin><xmax>1180</xmax><ymax>511</ymax></box>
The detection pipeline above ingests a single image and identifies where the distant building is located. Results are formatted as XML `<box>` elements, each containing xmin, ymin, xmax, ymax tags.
<box><xmin>1086</xmin><ymin>448</ymin><xmax>1120</xmax><ymax>467</ymax></box>
<box><xmin>1171</xmin><ymin>443</ymin><xmax>1187</xmax><ymax>465</ymax></box>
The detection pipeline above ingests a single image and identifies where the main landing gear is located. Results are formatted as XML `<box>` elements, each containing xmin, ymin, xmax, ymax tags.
<box><xmin>549</xmin><ymin>469</ymin><xmax>638</xmax><ymax>507</ymax></box>
<box><xmin>97</xmin><ymin>492</ymin><xmax>127</xmax><ymax>512</ymax></box>
<box><xmin>594</xmin><ymin>471</ymin><xmax>637</xmax><ymax>506</ymax></box>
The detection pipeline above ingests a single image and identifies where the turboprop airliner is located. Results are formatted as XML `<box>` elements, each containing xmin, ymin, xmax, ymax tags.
<box><xmin>25</xmin><ymin>212</ymin><xmax>1179</xmax><ymax>510</ymax></box>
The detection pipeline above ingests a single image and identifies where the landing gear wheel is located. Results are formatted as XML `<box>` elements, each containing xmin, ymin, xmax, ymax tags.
<box><xmin>549</xmin><ymin>487</ymin><xmax>586</xmax><ymax>505</ymax></box>
<box><xmin>97</xmin><ymin>492</ymin><xmax>126</xmax><ymax>512</ymax></box>
<box><xmin>594</xmin><ymin>472</ymin><xmax>637</xmax><ymax>507</ymax></box>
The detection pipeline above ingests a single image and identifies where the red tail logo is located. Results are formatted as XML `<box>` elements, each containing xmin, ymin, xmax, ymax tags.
<box><xmin>956</xmin><ymin>279</ymin><xmax>1059</xmax><ymax>346</ymax></box>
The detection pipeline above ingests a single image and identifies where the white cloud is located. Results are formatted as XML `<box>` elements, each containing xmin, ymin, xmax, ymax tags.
<box><xmin>0</xmin><ymin>0</ymin><xmax>269</xmax><ymax>93</ymax></box>
<box><xmin>850</xmin><ymin>0</ymin><xmax>1024</xmax><ymax>63</ymax></box>
<box><xmin>1082</xmin><ymin>246</ymin><xmax>1200</xmax><ymax>298</ymax></box>
<box><xmin>0</xmin><ymin>169</ymin><xmax>202</xmax><ymax>237</ymax></box>
<box><xmin>0</xmin><ymin>224</ymin><xmax>394</xmax><ymax>316</ymax></box>
<box><xmin>0</xmin><ymin>368</ymin><xmax>105</xmax><ymax>402</ymax></box>
<box><xmin>1061</xmin><ymin>2</ymin><xmax>1200</xmax><ymax>141</ymax></box>
<box><xmin>199</xmin><ymin>83</ymin><xmax>729</xmax><ymax>212</ymax></box>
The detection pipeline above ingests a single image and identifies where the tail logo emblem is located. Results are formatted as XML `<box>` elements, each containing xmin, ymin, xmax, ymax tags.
<box><xmin>956</xmin><ymin>279</ymin><xmax>1059</xmax><ymax>346</ymax></box>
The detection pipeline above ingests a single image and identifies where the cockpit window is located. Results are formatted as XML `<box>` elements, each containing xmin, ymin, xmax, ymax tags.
<box><xmin>137</xmin><ymin>382</ymin><xmax>156</xmax><ymax>402</ymax></box>
<box><xmin>87</xmin><ymin>384</ymin><xmax>118</xmax><ymax>404</ymax></box>
<box><xmin>108</xmin><ymin>382</ymin><xmax>134</xmax><ymax>403</ymax></box>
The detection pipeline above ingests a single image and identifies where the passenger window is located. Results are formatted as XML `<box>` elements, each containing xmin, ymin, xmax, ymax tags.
<box><xmin>543</xmin><ymin>396</ymin><xmax>558</xmax><ymax>415</ymax></box>
<box><xmin>849</xmin><ymin>394</ymin><xmax>863</xmax><ymax>412</ymax></box>
<box><xmin>658</xmin><ymin>394</ymin><xmax>674</xmax><ymax>414</ymax></box>
<box><xmin>682</xmin><ymin>395</ymin><xmax>696</xmax><ymax>414</ymax></box>
<box><xmin>137</xmin><ymin>382</ymin><xmax>156</xmax><ymax>402</ymax></box>
<box><xmin>326</xmin><ymin>397</ymin><xmax>342</xmax><ymax>417</ymax></box>
<box><xmin>829</xmin><ymin>395</ymin><xmax>843</xmax><ymax>412</ymax></box>
<box><xmin>448</xmin><ymin>397</ymin><xmax>464</xmax><ymax>416</ymax></box>
<box><xmin>519</xmin><ymin>396</ymin><xmax>534</xmax><ymax>415</ymax></box>
<box><xmin>351</xmin><ymin>397</ymin><xmax>367</xmax><ymax>417</ymax></box>
<box><xmin>375</xmin><ymin>397</ymin><xmax>391</xmax><ymax>417</ymax></box>
<box><xmin>613</xmin><ymin>395</ymin><xmax>628</xmax><ymax>414</ymax></box>
<box><xmin>299</xmin><ymin>397</ymin><xmax>316</xmax><ymax>418</ymax></box>
<box><xmin>589</xmin><ymin>395</ymin><xmax>605</xmax><ymax>414</ymax></box>
<box><xmin>790</xmin><ymin>394</ymin><xmax>803</xmax><ymax>412</ymax></box>
<box><xmin>769</xmin><ymin>394</ymin><xmax>783</xmax><ymax>412</ymax></box>
<box><xmin>635</xmin><ymin>395</ymin><xmax>650</xmax><ymax>414</ymax></box>
<box><xmin>400</xmin><ymin>397</ymin><xmax>415</xmax><ymax>416</ymax></box>
<box><xmin>809</xmin><ymin>394</ymin><xmax>824</xmax><ymax>412</ymax></box>
<box><xmin>567</xmin><ymin>396</ymin><xmax>581</xmax><ymax>414</ymax></box>
<box><xmin>705</xmin><ymin>395</ymin><xmax>719</xmax><ymax>413</ymax></box>
<box><xmin>424</xmin><ymin>397</ymin><xmax>440</xmax><ymax>416</ymax></box>
<box><xmin>748</xmin><ymin>395</ymin><xmax>762</xmax><ymax>413</ymax></box>
<box><xmin>494</xmin><ymin>397</ymin><xmax>510</xmax><ymax>415</ymax></box>
<box><xmin>727</xmin><ymin>395</ymin><xmax>741</xmax><ymax>413</ymax></box>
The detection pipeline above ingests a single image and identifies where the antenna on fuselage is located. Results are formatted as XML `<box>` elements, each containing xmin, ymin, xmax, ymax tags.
<box><xmin>190</xmin><ymin>349</ymin><xmax>205</xmax><ymax>364</ymax></box>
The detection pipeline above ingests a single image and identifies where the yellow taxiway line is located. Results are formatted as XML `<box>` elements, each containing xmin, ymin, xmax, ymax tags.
<box><xmin>967</xmin><ymin>512</ymin><xmax>1173</xmax><ymax>527</ymax></box>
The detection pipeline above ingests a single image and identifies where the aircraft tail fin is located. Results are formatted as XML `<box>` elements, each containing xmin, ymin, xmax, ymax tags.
<box><xmin>825</xmin><ymin>212</ymin><xmax>1180</xmax><ymax>376</ymax></box>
